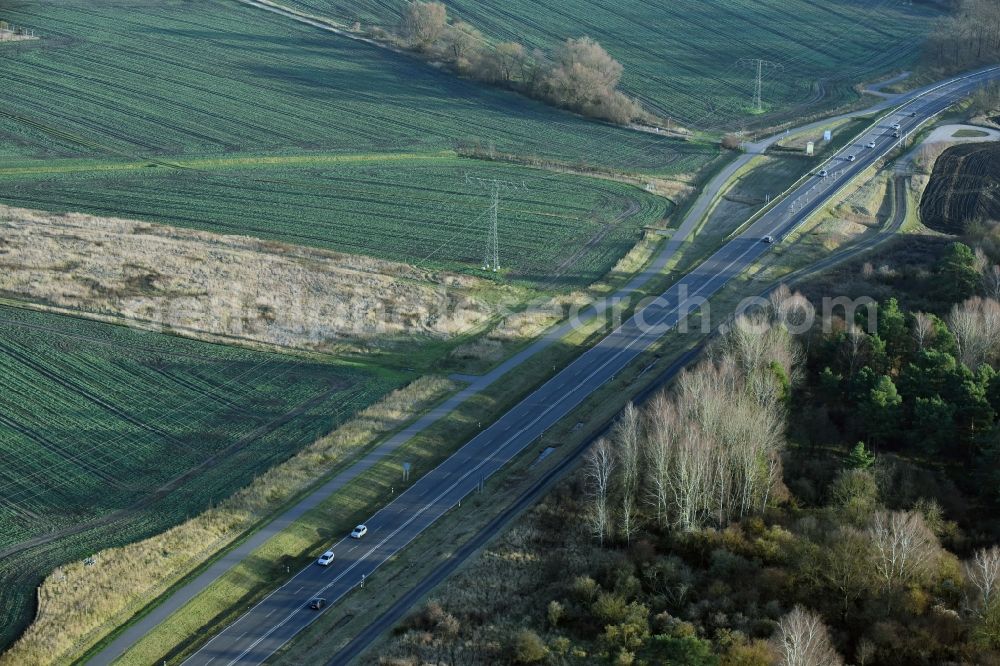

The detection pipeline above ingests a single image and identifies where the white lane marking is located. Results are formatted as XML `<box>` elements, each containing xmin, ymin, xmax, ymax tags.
<box><xmin>218</xmin><ymin>212</ymin><xmax>854</xmax><ymax>664</ymax></box>
<box><xmin>192</xmin><ymin>65</ymin><xmax>1000</xmax><ymax>666</ymax></box>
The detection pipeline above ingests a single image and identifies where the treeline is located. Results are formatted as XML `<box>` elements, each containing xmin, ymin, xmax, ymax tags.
<box><xmin>394</xmin><ymin>1</ymin><xmax>644</xmax><ymax>124</ymax></box>
<box><xmin>376</xmin><ymin>287</ymin><xmax>1000</xmax><ymax>664</ymax></box>
<box><xmin>572</xmin><ymin>283</ymin><xmax>1000</xmax><ymax>664</ymax></box>
<box><xmin>585</xmin><ymin>306</ymin><xmax>796</xmax><ymax>542</ymax></box>
<box><xmin>923</xmin><ymin>0</ymin><xmax>1000</xmax><ymax>72</ymax></box>
<box><xmin>807</xmin><ymin>242</ymin><xmax>1000</xmax><ymax>499</ymax></box>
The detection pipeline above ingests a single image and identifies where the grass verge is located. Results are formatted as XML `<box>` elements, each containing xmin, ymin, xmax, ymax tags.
<box><xmin>273</xmin><ymin>172</ymin><xmax>914</xmax><ymax>663</ymax></box>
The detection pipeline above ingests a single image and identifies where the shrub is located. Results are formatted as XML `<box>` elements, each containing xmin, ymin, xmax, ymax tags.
<box><xmin>720</xmin><ymin>639</ymin><xmax>774</xmax><ymax>666</ymax></box>
<box><xmin>722</xmin><ymin>134</ymin><xmax>743</xmax><ymax>151</ymax></box>
<box><xmin>592</xmin><ymin>592</ymin><xmax>630</xmax><ymax>624</ymax></box>
<box><xmin>399</xmin><ymin>1</ymin><xmax>447</xmax><ymax>51</ymax></box>
<box><xmin>547</xmin><ymin>600</ymin><xmax>564</xmax><ymax>628</ymax></box>
<box><xmin>572</xmin><ymin>575</ymin><xmax>600</xmax><ymax>603</ymax></box>
<box><xmin>511</xmin><ymin>628</ymin><xmax>549</xmax><ymax>663</ymax></box>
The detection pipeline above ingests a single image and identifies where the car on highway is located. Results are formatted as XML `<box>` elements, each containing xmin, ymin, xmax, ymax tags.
<box><xmin>762</xmin><ymin>235</ymin><xmax>775</xmax><ymax>244</ymax></box>
<box><xmin>891</xmin><ymin>122</ymin><xmax>901</xmax><ymax>130</ymax></box>
<box><xmin>350</xmin><ymin>524</ymin><xmax>368</xmax><ymax>539</ymax></box>
<box><xmin>316</xmin><ymin>550</ymin><xmax>335</xmax><ymax>566</ymax></box>
<box><xmin>308</xmin><ymin>597</ymin><xmax>326</xmax><ymax>610</ymax></box>
<box><xmin>893</xmin><ymin>130</ymin><xmax>901</xmax><ymax>138</ymax></box>
<box><xmin>818</xmin><ymin>169</ymin><xmax>828</xmax><ymax>177</ymax></box>
<box><xmin>846</xmin><ymin>154</ymin><xmax>856</xmax><ymax>162</ymax></box>
<box><xmin>909</xmin><ymin>111</ymin><xmax>917</xmax><ymax>117</ymax></box>
<box><xmin>866</xmin><ymin>141</ymin><xmax>876</xmax><ymax>149</ymax></box>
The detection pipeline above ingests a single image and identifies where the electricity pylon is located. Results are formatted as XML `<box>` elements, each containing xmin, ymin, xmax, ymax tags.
<box><xmin>738</xmin><ymin>58</ymin><xmax>783</xmax><ymax>113</ymax></box>
<box><xmin>465</xmin><ymin>174</ymin><xmax>526</xmax><ymax>272</ymax></box>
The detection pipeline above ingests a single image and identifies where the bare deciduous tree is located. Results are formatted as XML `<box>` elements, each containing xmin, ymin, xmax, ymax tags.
<box><xmin>855</xmin><ymin>638</ymin><xmax>877</xmax><ymax>666</ymax></box>
<box><xmin>770</xmin><ymin>285</ymin><xmax>815</xmax><ymax>335</ymax></box>
<box><xmin>821</xmin><ymin>527</ymin><xmax>874</xmax><ymax>617</ymax></box>
<box><xmin>549</xmin><ymin>37</ymin><xmax>623</xmax><ymax>100</ymax></box>
<box><xmin>472</xmin><ymin>41</ymin><xmax>525</xmax><ymax>83</ymax></box>
<box><xmin>644</xmin><ymin>392</ymin><xmax>673</xmax><ymax>528</ymax></box>
<box><xmin>585</xmin><ymin>438</ymin><xmax>615</xmax><ymax>544</ymax></box>
<box><xmin>770</xmin><ymin>605</ymin><xmax>844</xmax><ymax>666</ymax></box>
<box><xmin>983</xmin><ymin>265</ymin><xmax>1000</xmax><ymax>301</ymax></box>
<box><xmin>642</xmin><ymin>345</ymin><xmax>787</xmax><ymax>531</ymax></box>
<box><xmin>867</xmin><ymin>510</ymin><xmax>941</xmax><ymax>593</ymax></box>
<box><xmin>924</xmin><ymin>0</ymin><xmax>1000</xmax><ymax>72</ymax></box>
<box><xmin>913</xmin><ymin>311</ymin><xmax>936</xmax><ymax>350</ymax></box>
<box><xmin>442</xmin><ymin>20</ymin><xmax>482</xmax><ymax>65</ymax></box>
<box><xmin>541</xmin><ymin>37</ymin><xmax>640</xmax><ymax>123</ymax></box>
<box><xmin>613</xmin><ymin>402</ymin><xmax>642</xmax><ymax>543</ymax></box>
<box><xmin>948</xmin><ymin>296</ymin><xmax>1000</xmax><ymax>368</ymax></box>
<box><xmin>965</xmin><ymin>545</ymin><xmax>1000</xmax><ymax>614</ymax></box>
<box><xmin>400</xmin><ymin>1</ymin><xmax>447</xmax><ymax>50</ymax></box>
<box><xmin>841</xmin><ymin>324</ymin><xmax>867</xmax><ymax>379</ymax></box>
<box><xmin>975</xmin><ymin>246</ymin><xmax>990</xmax><ymax>274</ymax></box>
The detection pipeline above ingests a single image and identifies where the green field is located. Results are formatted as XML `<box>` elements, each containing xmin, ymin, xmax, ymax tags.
<box><xmin>0</xmin><ymin>0</ymin><xmax>945</xmax><ymax>658</ymax></box>
<box><xmin>0</xmin><ymin>304</ymin><xmax>399</xmax><ymax>648</ymax></box>
<box><xmin>0</xmin><ymin>0</ymin><xmax>713</xmax><ymax>170</ymax></box>
<box><xmin>0</xmin><ymin>156</ymin><xmax>668</xmax><ymax>288</ymax></box>
<box><xmin>287</xmin><ymin>0</ymin><xmax>937</xmax><ymax>127</ymax></box>
<box><xmin>0</xmin><ymin>1</ymin><xmax>697</xmax><ymax>650</ymax></box>
<box><xmin>0</xmin><ymin>0</ymin><xmax>709</xmax><ymax>288</ymax></box>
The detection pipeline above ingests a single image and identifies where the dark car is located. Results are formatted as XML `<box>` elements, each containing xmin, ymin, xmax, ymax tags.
<box><xmin>309</xmin><ymin>597</ymin><xmax>326</xmax><ymax>610</ymax></box>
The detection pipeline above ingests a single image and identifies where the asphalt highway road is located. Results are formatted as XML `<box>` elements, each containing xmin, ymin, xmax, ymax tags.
<box><xmin>182</xmin><ymin>65</ymin><xmax>1000</xmax><ymax>666</ymax></box>
<box><xmin>325</xmin><ymin>170</ymin><xmax>915</xmax><ymax>666</ymax></box>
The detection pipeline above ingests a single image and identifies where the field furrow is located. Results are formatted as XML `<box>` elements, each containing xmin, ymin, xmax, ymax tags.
<box><xmin>0</xmin><ymin>305</ymin><xmax>396</xmax><ymax>647</ymax></box>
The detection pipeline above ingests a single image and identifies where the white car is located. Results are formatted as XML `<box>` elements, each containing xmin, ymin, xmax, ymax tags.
<box><xmin>762</xmin><ymin>235</ymin><xmax>775</xmax><ymax>244</ymax></box>
<box><xmin>891</xmin><ymin>122</ymin><xmax>901</xmax><ymax>130</ymax></box>
<box><xmin>316</xmin><ymin>550</ymin><xmax>335</xmax><ymax>566</ymax></box>
<box><xmin>818</xmin><ymin>169</ymin><xmax>828</xmax><ymax>177</ymax></box>
<box><xmin>866</xmin><ymin>141</ymin><xmax>876</xmax><ymax>149</ymax></box>
<box><xmin>846</xmin><ymin>155</ymin><xmax>856</xmax><ymax>162</ymax></box>
<box><xmin>350</xmin><ymin>524</ymin><xmax>368</xmax><ymax>539</ymax></box>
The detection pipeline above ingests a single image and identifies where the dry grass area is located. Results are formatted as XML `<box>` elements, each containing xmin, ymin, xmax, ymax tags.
<box><xmin>0</xmin><ymin>376</ymin><xmax>455</xmax><ymax>666</ymax></box>
<box><xmin>448</xmin><ymin>290</ymin><xmax>593</xmax><ymax>364</ymax></box>
<box><xmin>641</xmin><ymin>178</ymin><xmax>696</xmax><ymax>203</ymax></box>
<box><xmin>365</xmin><ymin>495</ymin><xmax>585</xmax><ymax>666</ymax></box>
<box><xmin>711</xmin><ymin>156</ymin><xmax>810</xmax><ymax>239</ymax></box>
<box><xmin>910</xmin><ymin>140</ymin><xmax>956</xmax><ymax>176</ymax></box>
<box><xmin>972</xmin><ymin>114</ymin><xmax>1000</xmax><ymax>129</ymax></box>
<box><xmin>0</xmin><ymin>205</ymin><xmax>497</xmax><ymax>351</ymax></box>
<box><xmin>0</xmin><ymin>30</ymin><xmax>36</xmax><ymax>41</ymax></box>
<box><xmin>826</xmin><ymin>170</ymin><xmax>893</xmax><ymax>237</ymax></box>
<box><xmin>734</xmin><ymin>167</ymin><xmax>892</xmax><ymax>294</ymax></box>
<box><xmin>606</xmin><ymin>231</ymin><xmax>662</xmax><ymax>283</ymax></box>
